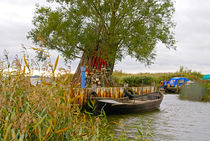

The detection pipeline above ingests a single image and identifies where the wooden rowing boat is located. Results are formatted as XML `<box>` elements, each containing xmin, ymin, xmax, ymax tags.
<box><xmin>87</xmin><ymin>90</ymin><xmax>164</xmax><ymax>114</ymax></box>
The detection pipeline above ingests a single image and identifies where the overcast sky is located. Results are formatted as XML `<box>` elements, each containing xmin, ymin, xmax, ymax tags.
<box><xmin>0</xmin><ymin>0</ymin><xmax>210</xmax><ymax>74</ymax></box>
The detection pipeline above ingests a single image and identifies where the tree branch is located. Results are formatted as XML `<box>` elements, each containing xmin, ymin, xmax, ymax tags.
<box><xmin>90</xmin><ymin>1</ymin><xmax>109</xmax><ymax>33</ymax></box>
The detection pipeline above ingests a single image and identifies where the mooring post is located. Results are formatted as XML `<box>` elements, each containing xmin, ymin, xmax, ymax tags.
<box><xmin>81</xmin><ymin>66</ymin><xmax>86</xmax><ymax>88</ymax></box>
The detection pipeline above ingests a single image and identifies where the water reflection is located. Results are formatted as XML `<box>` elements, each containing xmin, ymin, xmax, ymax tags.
<box><xmin>107</xmin><ymin>95</ymin><xmax>210</xmax><ymax>141</ymax></box>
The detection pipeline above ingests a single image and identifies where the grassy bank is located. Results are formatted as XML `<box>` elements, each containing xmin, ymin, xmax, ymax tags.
<box><xmin>112</xmin><ymin>68</ymin><xmax>210</xmax><ymax>102</ymax></box>
<box><xmin>112</xmin><ymin>67</ymin><xmax>203</xmax><ymax>87</ymax></box>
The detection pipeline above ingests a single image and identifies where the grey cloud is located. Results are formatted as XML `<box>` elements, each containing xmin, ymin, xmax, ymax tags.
<box><xmin>0</xmin><ymin>0</ymin><xmax>210</xmax><ymax>74</ymax></box>
<box><xmin>114</xmin><ymin>0</ymin><xmax>210</xmax><ymax>73</ymax></box>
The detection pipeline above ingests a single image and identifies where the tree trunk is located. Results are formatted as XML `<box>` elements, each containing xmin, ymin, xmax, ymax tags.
<box><xmin>71</xmin><ymin>52</ymin><xmax>115</xmax><ymax>88</ymax></box>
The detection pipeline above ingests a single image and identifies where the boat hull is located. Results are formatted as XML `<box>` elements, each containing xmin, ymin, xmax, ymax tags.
<box><xmin>97</xmin><ymin>92</ymin><xmax>164</xmax><ymax>114</ymax></box>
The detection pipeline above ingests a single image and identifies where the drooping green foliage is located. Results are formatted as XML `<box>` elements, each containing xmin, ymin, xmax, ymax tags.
<box><xmin>28</xmin><ymin>0</ymin><xmax>176</xmax><ymax>64</ymax></box>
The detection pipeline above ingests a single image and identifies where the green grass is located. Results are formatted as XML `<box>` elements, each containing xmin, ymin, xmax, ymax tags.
<box><xmin>112</xmin><ymin>68</ymin><xmax>203</xmax><ymax>87</ymax></box>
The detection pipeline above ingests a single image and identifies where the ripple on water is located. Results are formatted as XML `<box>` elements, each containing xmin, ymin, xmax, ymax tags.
<box><xmin>107</xmin><ymin>94</ymin><xmax>210</xmax><ymax>141</ymax></box>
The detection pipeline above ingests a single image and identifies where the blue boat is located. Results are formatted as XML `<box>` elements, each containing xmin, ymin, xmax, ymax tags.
<box><xmin>161</xmin><ymin>77</ymin><xmax>189</xmax><ymax>93</ymax></box>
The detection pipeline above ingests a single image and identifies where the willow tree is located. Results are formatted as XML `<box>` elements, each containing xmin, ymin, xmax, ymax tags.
<box><xmin>28</xmin><ymin>0</ymin><xmax>176</xmax><ymax>87</ymax></box>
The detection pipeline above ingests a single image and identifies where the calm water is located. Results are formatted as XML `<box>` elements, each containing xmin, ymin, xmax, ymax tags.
<box><xmin>107</xmin><ymin>94</ymin><xmax>210</xmax><ymax>141</ymax></box>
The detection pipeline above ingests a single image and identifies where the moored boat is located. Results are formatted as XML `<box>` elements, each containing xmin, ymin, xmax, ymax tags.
<box><xmin>87</xmin><ymin>90</ymin><xmax>164</xmax><ymax>114</ymax></box>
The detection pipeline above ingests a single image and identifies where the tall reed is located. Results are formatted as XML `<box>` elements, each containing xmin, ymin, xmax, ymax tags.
<box><xmin>0</xmin><ymin>49</ymin><xmax>113</xmax><ymax>140</ymax></box>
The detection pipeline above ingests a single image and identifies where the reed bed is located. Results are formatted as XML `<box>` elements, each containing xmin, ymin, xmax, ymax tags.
<box><xmin>0</xmin><ymin>49</ymin><xmax>115</xmax><ymax>141</ymax></box>
<box><xmin>0</xmin><ymin>69</ymin><xmax>116</xmax><ymax>140</ymax></box>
